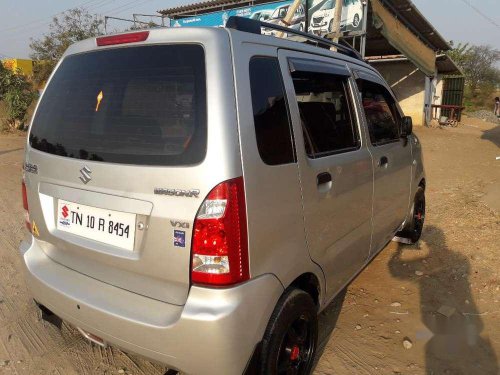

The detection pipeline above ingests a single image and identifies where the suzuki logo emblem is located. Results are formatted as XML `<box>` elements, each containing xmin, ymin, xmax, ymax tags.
<box><xmin>79</xmin><ymin>166</ymin><xmax>92</xmax><ymax>184</ymax></box>
<box><xmin>61</xmin><ymin>205</ymin><xmax>69</xmax><ymax>218</ymax></box>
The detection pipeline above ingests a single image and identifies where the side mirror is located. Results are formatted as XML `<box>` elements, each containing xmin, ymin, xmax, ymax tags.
<box><xmin>401</xmin><ymin>116</ymin><xmax>413</xmax><ymax>137</ymax></box>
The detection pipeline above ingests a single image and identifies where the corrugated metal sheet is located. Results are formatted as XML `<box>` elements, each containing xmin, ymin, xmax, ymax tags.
<box><xmin>371</xmin><ymin>0</ymin><xmax>436</xmax><ymax>75</ymax></box>
<box><xmin>159</xmin><ymin>0</ymin><xmax>270</xmax><ymax>17</ymax></box>
<box><xmin>378</xmin><ymin>0</ymin><xmax>449</xmax><ymax>51</ymax></box>
<box><xmin>367</xmin><ymin>54</ymin><xmax>462</xmax><ymax>76</ymax></box>
<box><xmin>436</xmin><ymin>54</ymin><xmax>462</xmax><ymax>75</ymax></box>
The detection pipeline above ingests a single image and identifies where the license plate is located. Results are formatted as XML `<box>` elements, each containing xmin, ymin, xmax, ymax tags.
<box><xmin>57</xmin><ymin>200</ymin><xmax>136</xmax><ymax>251</ymax></box>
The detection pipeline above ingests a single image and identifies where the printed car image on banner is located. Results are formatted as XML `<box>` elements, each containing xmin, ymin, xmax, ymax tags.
<box><xmin>170</xmin><ymin>0</ymin><xmax>363</xmax><ymax>38</ymax></box>
<box><xmin>307</xmin><ymin>0</ymin><xmax>363</xmax><ymax>35</ymax></box>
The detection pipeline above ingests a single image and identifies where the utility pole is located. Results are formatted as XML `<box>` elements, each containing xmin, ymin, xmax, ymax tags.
<box><xmin>276</xmin><ymin>0</ymin><xmax>303</xmax><ymax>38</ymax></box>
<box><xmin>331</xmin><ymin>0</ymin><xmax>344</xmax><ymax>45</ymax></box>
<box><xmin>360</xmin><ymin>0</ymin><xmax>368</xmax><ymax>58</ymax></box>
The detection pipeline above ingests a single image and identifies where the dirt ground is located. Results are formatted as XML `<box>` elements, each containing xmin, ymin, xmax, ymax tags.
<box><xmin>0</xmin><ymin>116</ymin><xmax>498</xmax><ymax>375</ymax></box>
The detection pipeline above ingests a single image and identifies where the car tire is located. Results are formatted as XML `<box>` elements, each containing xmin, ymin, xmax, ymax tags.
<box><xmin>397</xmin><ymin>186</ymin><xmax>425</xmax><ymax>244</ymax></box>
<box><xmin>353</xmin><ymin>14</ymin><xmax>360</xmax><ymax>27</ymax></box>
<box><xmin>260</xmin><ymin>289</ymin><xmax>318</xmax><ymax>375</ymax></box>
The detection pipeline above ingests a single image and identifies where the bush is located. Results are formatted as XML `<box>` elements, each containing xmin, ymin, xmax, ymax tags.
<box><xmin>463</xmin><ymin>85</ymin><xmax>499</xmax><ymax>112</ymax></box>
<box><xmin>0</xmin><ymin>66</ymin><xmax>37</xmax><ymax>131</ymax></box>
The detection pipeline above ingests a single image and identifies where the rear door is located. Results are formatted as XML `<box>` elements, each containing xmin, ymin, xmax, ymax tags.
<box><xmin>228</xmin><ymin>37</ymin><xmax>307</xmax><ymax>290</ymax></box>
<box><xmin>25</xmin><ymin>29</ymin><xmax>239</xmax><ymax>305</ymax></box>
<box><xmin>355</xmin><ymin>72</ymin><xmax>412</xmax><ymax>255</ymax></box>
<box><xmin>278</xmin><ymin>50</ymin><xmax>373</xmax><ymax>299</ymax></box>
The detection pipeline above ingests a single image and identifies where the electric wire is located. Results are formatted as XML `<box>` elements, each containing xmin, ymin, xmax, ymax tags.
<box><xmin>459</xmin><ymin>0</ymin><xmax>499</xmax><ymax>29</ymax></box>
<box><xmin>0</xmin><ymin>0</ymin><xmax>128</xmax><ymax>35</ymax></box>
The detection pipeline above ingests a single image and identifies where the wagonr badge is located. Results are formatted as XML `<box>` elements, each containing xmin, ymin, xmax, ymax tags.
<box><xmin>154</xmin><ymin>188</ymin><xmax>200</xmax><ymax>198</ymax></box>
<box><xmin>79</xmin><ymin>166</ymin><xmax>92</xmax><ymax>184</ymax></box>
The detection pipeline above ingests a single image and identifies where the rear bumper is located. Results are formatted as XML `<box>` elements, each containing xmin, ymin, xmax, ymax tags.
<box><xmin>20</xmin><ymin>239</ymin><xmax>283</xmax><ymax>374</ymax></box>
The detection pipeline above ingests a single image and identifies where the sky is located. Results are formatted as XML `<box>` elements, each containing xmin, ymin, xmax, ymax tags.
<box><xmin>0</xmin><ymin>0</ymin><xmax>498</xmax><ymax>59</ymax></box>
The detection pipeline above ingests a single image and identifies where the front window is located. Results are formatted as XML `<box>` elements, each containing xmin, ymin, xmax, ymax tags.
<box><xmin>272</xmin><ymin>6</ymin><xmax>289</xmax><ymax>19</ymax></box>
<box><xmin>292</xmin><ymin>70</ymin><xmax>360</xmax><ymax>157</ymax></box>
<box><xmin>356</xmin><ymin>79</ymin><xmax>401</xmax><ymax>145</ymax></box>
<box><xmin>320</xmin><ymin>0</ymin><xmax>335</xmax><ymax>10</ymax></box>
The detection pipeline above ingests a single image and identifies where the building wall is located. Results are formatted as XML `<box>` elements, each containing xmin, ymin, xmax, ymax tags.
<box><xmin>372</xmin><ymin>61</ymin><xmax>426</xmax><ymax>126</ymax></box>
<box><xmin>1</xmin><ymin>59</ymin><xmax>34</xmax><ymax>76</ymax></box>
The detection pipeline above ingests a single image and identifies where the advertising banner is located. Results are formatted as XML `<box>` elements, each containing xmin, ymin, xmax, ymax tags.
<box><xmin>170</xmin><ymin>1</ymin><xmax>303</xmax><ymax>29</ymax></box>
<box><xmin>307</xmin><ymin>0</ymin><xmax>364</xmax><ymax>35</ymax></box>
<box><xmin>170</xmin><ymin>0</ymin><xmax>364</xmax><ymax>38</ymax></box>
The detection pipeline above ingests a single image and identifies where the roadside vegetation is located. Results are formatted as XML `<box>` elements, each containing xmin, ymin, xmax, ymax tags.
<box><xmin>29</xmin><ymin>8</ymin><xmax>104</xmax><ymax>86</ymax></box>
<box><xmin>0</xmin><ymin>8</ymin><xmax>103</xmax><ymax>132</ymax></box>
<box><xmin>447</xmin><ymin>42</ymin><xmax>500</xmax><ymax>111</ymax></box>
<box><xmin>0</xmin><ymin>63</ymin><xmax>36</xmax><ymax>131</ymax></box>
<box><xmin>1</xmin><ymin>9</ymin><xmax>499</xmax><ymax>131</ymax></box>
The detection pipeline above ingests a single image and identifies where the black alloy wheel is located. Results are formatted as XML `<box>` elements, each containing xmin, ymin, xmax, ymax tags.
<box><xmin>261</xmin><ymin>289</ymin><xmax>318</xmax><ymax>375</ymax></box>
<box><xmin>411</xmin><ymin>188</ymin><xmax>426</xmax><ymax>243</ymax></box>
<box><xmin>353</xmin><ymin>14</ymin><xmax>360</xmax><ymax>27</ymax></box>
<box><xmin>276</xmin><ymin>313</ymin><xmax>315</xmax><ymax>374</ymax></box>
<box><xmin>397</xmin><ymin>186</ymin><xmax>425</xmax><ymax>244</ymax></box>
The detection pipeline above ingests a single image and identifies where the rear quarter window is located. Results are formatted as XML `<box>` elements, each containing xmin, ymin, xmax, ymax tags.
<box><xmin>249</xmin><ymin>57</ymin><xmax>296</xmax><ymax>166</ymax></box>
<box><xmin>30</xmin><ymin>45</ymin><xmax>207</xmax><ymax>166</ymax></box>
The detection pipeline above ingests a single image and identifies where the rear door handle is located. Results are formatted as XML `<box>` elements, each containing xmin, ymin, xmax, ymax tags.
<box><xmin>379</xmin><ymin>156</ymin><xmax>389</xmax><ymax>167</ymax></box>
<box><xmin>317</xmin><ymin>172</ymin><xmax>332</xmax><ymax>186</ymax></box>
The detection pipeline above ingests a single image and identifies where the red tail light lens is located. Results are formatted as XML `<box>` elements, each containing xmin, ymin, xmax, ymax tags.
<box><xmin>96</xmin><ymin>31</ymin><xmax>149</xmax><ymax>46</ymax></box>
<box><xmin>191</xmin><ymin>177</ymin><xmax>249</xmax><ymax>286</ymax></box>
<box><xmin>22</xmin><ymin>180</ymin><xmax>31</xmax><ymax>233</ymax></box>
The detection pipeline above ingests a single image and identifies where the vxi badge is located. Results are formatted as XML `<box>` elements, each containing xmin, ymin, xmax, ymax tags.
<box><xmin>154</xmin><ymin>188</ymin><xmax>200</xmax><ymax>198</ymax></box>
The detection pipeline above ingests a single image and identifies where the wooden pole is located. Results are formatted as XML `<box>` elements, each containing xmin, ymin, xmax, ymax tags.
<box><xmin>331</xmin><ymin>0</ymin><xmax>344</xmax><ymax>46</ymax></box>
<box><xmin>360</xmin><ymin>0</ymin><xmax>368</xmax><ymax>58</ymax></box>
<box><xmin>276</xmin><ymin>0</ymin><xmax>303</xmax><ymax>38</ymax></box>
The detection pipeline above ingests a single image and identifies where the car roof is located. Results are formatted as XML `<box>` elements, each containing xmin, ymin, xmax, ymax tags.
<box><xmin>63</xmin><ymin>26</ymin><xmax>379</xmax><ymax>79</ymax></box>
<box><xmin>225</xmin><ymin>27</ymin><xmax>378</xmax><ymax>75</ymax></box>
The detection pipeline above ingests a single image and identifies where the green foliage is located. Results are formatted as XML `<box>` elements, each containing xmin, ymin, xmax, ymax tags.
<box><xmin>0</xmin><ymin>67</ymin><xmax>37</xmax><ymax>131</ymax></box>
<box><xmin>448</xmin><ymin>42</ymin><xmax>500</xmax><ymax>90</ymax></box>
<box><xmin>30</xmin><ymin>8</ymin><xmax>104</xmax><ymax>85</ymax></box>
<box><xmin>0</xmin><ymin>62</ymin><xmax>11</xmax><ymax>101</ymax></box>
<box><xmin>447</xmin><ymin>42</ymin><xmax>500</xmax><ymax>110</ymax></box>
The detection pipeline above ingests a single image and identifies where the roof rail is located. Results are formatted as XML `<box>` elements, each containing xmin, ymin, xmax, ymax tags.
<box><xmin>225</xmin><ymin>16</ymin><xmax>363</xmax><ymax>61</ymax></box>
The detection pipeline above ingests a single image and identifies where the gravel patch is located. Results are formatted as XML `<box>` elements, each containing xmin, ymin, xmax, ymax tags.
<box><xmin>466</xmin><ymin>110</ymin><xmax>499</xmax><ymax>123</ymax></box>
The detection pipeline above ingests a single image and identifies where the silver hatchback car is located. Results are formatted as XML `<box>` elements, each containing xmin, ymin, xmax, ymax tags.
<box><xmin>20</xmin><ymin>17</ymin><xmax>425</xmax><ymax>375</ymax></box>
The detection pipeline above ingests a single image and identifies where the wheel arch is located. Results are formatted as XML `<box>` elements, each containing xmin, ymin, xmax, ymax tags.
<box><xmin>289</xmin><ymin>272</ymin><xmax>321</xmax><ymax>309</ymax></box>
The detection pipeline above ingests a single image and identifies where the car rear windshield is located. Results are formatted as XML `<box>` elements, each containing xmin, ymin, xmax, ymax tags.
<box><xmin>30</xmin><ymin>44</ymin><xmax>207</xmax><ymax>166</ymax></box>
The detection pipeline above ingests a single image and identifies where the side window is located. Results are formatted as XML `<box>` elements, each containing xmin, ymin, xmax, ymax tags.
<box><xmin>249</xmin><ymin>57</ymin><xmax>295</xmax><ymax>165</ymax></box>
<box><xmin>356</xmin><ymin>79</ymin><xmax>401</xmax><ymax>145</ymax></box>
<box><xmin>291</xmin><ymin>70</ymin><xmax>360</xmax><ymax>158</ymax></box>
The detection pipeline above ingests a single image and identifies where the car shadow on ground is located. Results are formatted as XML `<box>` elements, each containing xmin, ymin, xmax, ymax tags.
<box><xmin>389</xmin><ymin>226</ymin><xmax>498</xmax><ymax>374</ymax></box>
<box><xmin>481</xmin><ymin>125</ymin><xmax>500</xmax><ymax>148</ymax></box>
<box><xmin>312</xmin><ymin>287</ymin><xmax>347</xmax><ymax>370</ymax></box>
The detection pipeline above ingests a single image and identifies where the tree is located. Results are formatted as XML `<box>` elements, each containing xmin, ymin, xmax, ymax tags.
<box><xmin>30</xmin><ymin>8</ymin><xmax>104</xmax><ymax>84</ymax></box>
<box><xmin>448</xmin><ymin>42</ymin><xmax>500</xmax><ymax>94</ymax></box>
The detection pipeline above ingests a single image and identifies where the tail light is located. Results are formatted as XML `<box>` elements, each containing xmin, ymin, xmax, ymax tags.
<box><xmin>191</xmin><ymin>177</ymin><xmax>249</xmax><ymax>286</ymax></box>
<box><xmin>22</xmin><ymin>180</ymin><xmax>31</xmax><ymax>233</ymax></box>
<box><xmin>96</xmin><ymin>31</ymin><xmax>149</xmax><ymax>46</ymax></box>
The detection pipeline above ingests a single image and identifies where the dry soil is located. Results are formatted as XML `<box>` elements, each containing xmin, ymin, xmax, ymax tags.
<box><xmin>0</xmin><ymin>116</ymin><xmax>498</xmax><ymax>374</ymax></box>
